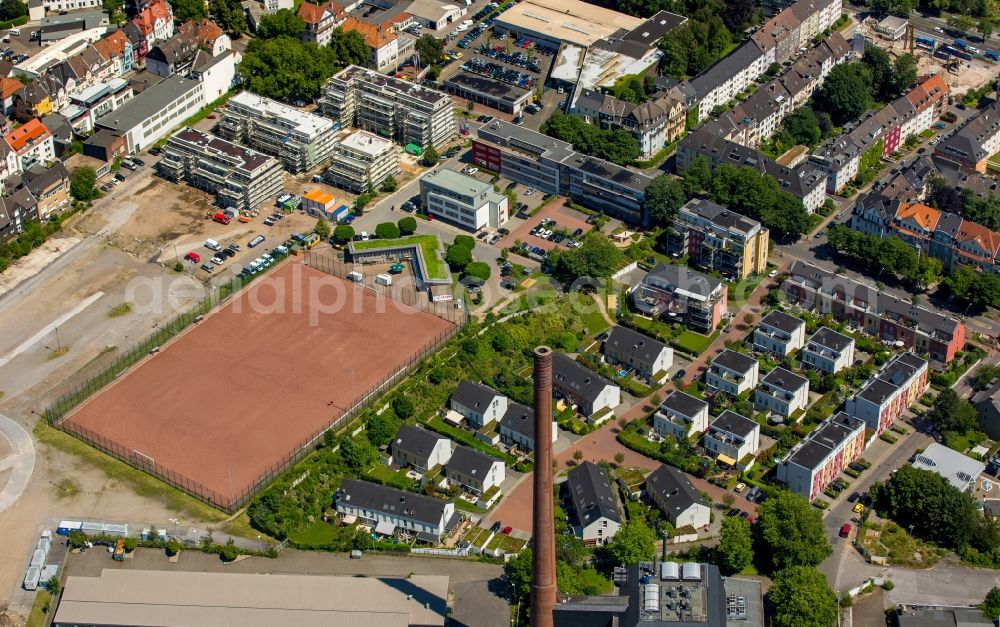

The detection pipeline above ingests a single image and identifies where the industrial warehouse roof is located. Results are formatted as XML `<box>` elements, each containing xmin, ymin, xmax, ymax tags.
<box><xmin>53</xmin><ymin>569</ymin><xmax>448</xmax><ymax>627</ymax></box>
<box><xmin>494</xmin><ymin>0</ymin><xmax>643</xmax><ymax>47</ymax></box>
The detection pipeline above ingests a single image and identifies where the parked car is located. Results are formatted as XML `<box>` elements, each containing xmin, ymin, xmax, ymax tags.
<box><xmin>672</xmin><ymin>369</ymin><xmax>686</xmax><ymax>381</ymax></box>
<box><xmin>847</xmin><ymin>492</ymin><xmax>860</xmax><ymax>503</ymax></box>
<box><xmin>489</xmin><ymin>234</ymin><xmax>502</xmax><ymax>245</ymax></box>
<box><xmin>184</xmin><ymin>252</ymin><xmax>201</xmax><ymax>263</ymax></box>
<box><xmin>839</xmin><ymin>524</ymin><xmax>852</xmax><ymax>538</ymax></box>
<box><xmin>248</xmin><ymin>235</ymin><xmax>265</xmax><ymax>248</ymax></box>
<box><xmin>200</xmin><ymin>264</ymin><xmax>214</xmax><ymax>273</ymax></box>
<box><xmin>501</xmin><ymin>526</ymin><xmax>513</xmax><ymax>535</ymax></box>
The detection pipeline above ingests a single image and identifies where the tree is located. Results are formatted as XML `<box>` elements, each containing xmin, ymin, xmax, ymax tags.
<box><xmin>980</xmin><ymin>587</ymin><xmax>1000</xmax><ymax>620</ymax></box>
<box><xmin>614</xmin><ymin>452</ymin><xmax>625</xmax><ymax>465</ymax></box>
<box><xmin>397</xmin><ymin>216</ymin><xmax>417</xmax><ymax>235</ymax></box>
<box><xmin>166</xmin><ymin>539</ymin><xmax>182</xmax><ymax>556</ymax></box>
<box><xmin>505</xmin><ymin>549</ymin><xmax>533</xmax><ymax>602</ymax></box>
<box><xmin>757</xmin><ymin>490</ymin><xmax>832</xmax><ymax>571</ymax></box>
<box><xmin>783</xmin><ymin>107</ymin><xmax>822</xmax><ymax>147</ymax></box>
<box><xmin>375</xmin><ymin>222</ymin><xmax>400</xmax><ymax>240</ymax></box>
<box><xmin>642</xmin><ymin>175</ymin><xmax>686</xmax><ymax>226</ymax></box>
<box><xmin>416</xmin><ymin>33</ymin><xmax>446</xmax><ymax>65</ymax></box>
<box><xmin>573</xmin><ymin>449</ymin><xmax>584</xmax><ymax>461</ymax></box>
<box><xmin>425</xmin><ymin>65</ymin><xmax>441</xmax><ymax>81</ymax></box>
<box><xmin>454</xmin><ymin>234</ymin><xmax>476</xmax><ymax>250</ymax></box>
<box><xmin>70</xmin><ymin>167</ymin><xmax>99</xmax><ymax>201</ymax></box>
<box><xmin>445</xmin><ymin>244</ymin><xmax>472</xmax><ymax>269</ymax></box>
<box><xmin>339</xmin><ymin>436</ymin><xmax>378</xmax><ymax>473</ymax></box>
<box><xmin>210</xmin><ymin>0</ymin><xmax>247</xmax><ymax>35</ymax></box>
<box><xmin>314</xmin><ymin>217</ymin><xmax>331</xmax><ymax>239</ymax></box>
<box><xmin>683</xmin><ymin>156</ymin><xmax>712</xmax><ymax>196</ymax></box>
<box><xmin>124</xmin><ymin>537</ymin><xmax>139</xmax><ymax>551</ymax></box>
<box><xmin>464</xmin><ymin>261</ymin><xmax>491</xmax><ymax>282</ymax></box>
<box><xmin>329</xmin><ymin>27</ymin><xmax>370</xmax><ymax>66</ymax></box>
<box><xmin>0</xmin><ymin>0</ymin><xmax>27</xmax><ymax>20</ymax></box>
<box><xmin>769</xmin><ymin>566</ymin><xmax>838</xmax><ymax>627</ymax></box>
<box><xmin>547</xmin><ymin>232</ymin><xmax>623</xmax><ymax>281</ymax></box>
<box><xmin>980</xmin><ymin>18</ymin><xmax>994</xmax><ymax>39</ymax></box>
<box><xmin>541</xmin><ymin>110</ymin><xmax>639</xmax><ymax>165</ymax></box>
<box><xmin>862</xmin><ymin>46</ymin><xmax>893</xmax><ymax>100</ymax></box>
<box><xmin>814</xmin><ymin>63</ymin><xmax>872</xmax><ymax>126</ymax></box>
<box><xmin>257</xmin><ymin>8</ymin><xmax>304</xmax><ymax>39</ymax></box>
<box><xmin>949</xmin><ymin>14</ymin><xmax>976</xmax><ymax>35</ymax></box>
<box><xmin>332</xmin><ymin>224</ymin><xmax>354</xmax><ymax>244</ymax></box>
<box><xmin>366</xmin><ymin>412</ymin><xmax>400</xmax><ymax>447</ymax></box>
<box><xmin>169</xmin><ymin>0</ymin><xmax>207</xmax><ymax>22</ymax></box>
<box><xmin>391</xmin><ymin>395</ymin><xmax>414</xmax><ymax>419</ymax></box>
<box><xmin>943</xmin><ymin>265</ymin><xmax>1000</xmax><ymax>309</ymax></box>
<box><xmin>239</xmin><ymin>37</ymin><xmax>342</xmax><ymax>102</ymax></box>
<box><xmin>603</xmin><ymin>520</ymin><xmax>656</xmax><ymax>565</ymax></box>
<box><xmin>220</xmin><ymin>543</ymin><xmax>239</xmax><ymax>562</ymax></box>
<box><xmin>380</xmin><ymin>175</ymin><xmax>398</xmax><ymax>193</ymax></box>
<box><xmin>46</xmin><ymin>575</ymin><xmax>60</xmax><ymax>595</ymax></box>
<box><xmin>421</xmin><ymin>146</ymin><xmax>439</xmax><ymax>166</ymax></box>
<box><xmin>892</xmin><ymin>54</ymin><xmax>918</xmax><ymax>95</ymax></box>
<box><xmin>928</xmin><ymin>388</ymin><xmax>978</xmax><ymax>435</ymax></box>
<box><xmin>716</xmin><ymin>517</ymin><xmax>753</xmax><ymax>574</ymax></box>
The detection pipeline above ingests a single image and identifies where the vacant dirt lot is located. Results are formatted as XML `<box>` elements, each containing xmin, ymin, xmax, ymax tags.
<box><xmin>63</xmin><ymin>261</ymin><xmax>455</xmax><ymax>508</ymax></box>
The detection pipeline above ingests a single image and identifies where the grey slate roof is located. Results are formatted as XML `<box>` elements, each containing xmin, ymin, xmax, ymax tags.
<box><xmin>645</xmin><ymin>262</ymin><xmax>722</xmax><ymax>296</ymax></box>
<box><xmin>552</xmin><ymin>352</ymin><xmax>615</xmax><ymax>404</ymax></box>
<box><xmin>759</xmin><ymin>310</ymin><xmax>805</xmax><ymax>335</ymax></box>
<box><xmin>645</xmin><ymin>464</ymin><xmax>706</xmax><ymax>516</ymax></box>
<box><xmin>809</xmin><ymin>326</ymin><xmax>854</xmax><ymax>352</ymax></box>
<box><xmin>760</xmin><ymin>367</ymin><xmax>808</xmax><ymax>392</ymax></box>
<box><xmin>566</xmin><ymin>461</ymin><xmax>621</xmax><ymax>526</ymax></box>
<box><xmin>689</xmin><ymin>40</ymin><xmax>764</xmax><ymax>99</ymax></box>
<box><xmin>446</xmin><ymin>445</ymin><xmax>497</xmax><ymax>478</ymax></box>
<box><xmin>500</xmin><ymin>402</ymin><xmax>535</xmax><ymax>439</ymax></box>
<box><xmin>711</xmin><ymin>349</ymin><xmax>757</xmax><ymax>375</ymax></box>
<box><xmin>336</xmin><ymin>478</ymin><xmax>449</xmax><ymax>527</ymax></box>
<box><xmin>787</xmin><ymin>412</ymin><xmax>863</xmax><ymax>469</ymax></box>
<box><xmin>451</xmin><ymin>380</ymin><xmax>502</xmax><ymax>413</ymax></box>
<box><xmin>659</xmin><ymin>390</ymin><xmax>708</xmax><ymax>420</ymax></box>
<box><xmin>603</xmin><ymin>326</ymin><xmax>669</xmax><ymax>373</ymax></box>
<box><xmin>392</xmin><ymin>425</ymin><xmax>448</xmax><ymax>464</ymax></box>
<box><xmin>710</xmin><ymin>410</ymin><xmax>758</xmax><ymax>438</ymax></box>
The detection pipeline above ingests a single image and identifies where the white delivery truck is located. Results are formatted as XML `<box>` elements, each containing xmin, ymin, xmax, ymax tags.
<box><xmin>204</xmin><ymin>239</ymin><xmax>222</xmax><ymax>251</ymax></box>
<box><xmin>347</xmin><ymin>271</ymin><xmax>363</xmax><ymax>283</ymax></box>
<box><xmin>376</xmin><ymin>273</ymin><xmax>392</xmax><ymax>286</ymax></box>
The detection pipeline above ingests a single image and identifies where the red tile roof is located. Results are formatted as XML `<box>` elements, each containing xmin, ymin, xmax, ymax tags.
<box><xmin>298</xmin><ymin>2</ymin><xmax>329</xmax><ymax>25</ymax></box>
<box><xmin>341</xmin><ymin>16</ymin><xmax>395</xmax><ymax>49</ymax></box>
<box><xmin>132</xmin><ymin>0</ymin><xmax>171</xmax><ymax>35</ymax></box>
<box><xmin>0</xmin><ymin>77</ymin><xmax>23</xmax><ymax>100</ymax></box>
<box><xmin>956</xmin><ymin>219</ymin><xmax>1000</xmax><ymax>257</ymax></box>
<box><xmin>177</xmin><ymin>18</ymin><xmax>225</xmax><ymax>46</ymax></box>
<box><xmin>5</xmin><ymin>118</ymin><xmax>51</xmax><ymax>152</ymax></box>
<box><xmin>896</xmin><ymin>202</ymin><xmax>941</xmax><ymax>231</ymax></box>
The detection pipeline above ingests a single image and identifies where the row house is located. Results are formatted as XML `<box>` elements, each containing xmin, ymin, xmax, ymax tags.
<box><xmin>844</xmin><ymin>352</ymin><xmax>928</xmax><ymax>434</ymax></box>
<box><xmin>298</xmin><ymin>1</ymin><xmax>344</xmax><ymax>47</ymax></box>
<box><xmin>573</xmin><ymin>88</ymin><xmax>685</xmax><ymax>160</ymax></box>
<box><xmin>705</xmin><ymin>349</ymin><xmax>759</xmax><ymax>397</ymax></box>
<box><xmin>653</xmin><ymin>390</ymin><xmax>709</xmax><ymax>442</ymax></box>
<box><xmin>4</xmin><ymin>119</ymin><xmax>55</xmax><ymax>172</ymax></box>
<box><xmin>0</xmin><ymin>190</ymin><xmax>40</xmax><ymax>244</ymax></box>
<box><xmin>129</xmin><ymin>0</ymin><xmax>174</xmax><ymax>57</ymax></box>
<box><xmin>752</xmin><ymin>309</ymin><xmax>806</xmax><ymax>357</ymax></box>
<box><xmin>14</xmin><ymin>76</ymin><xmax>66</xmax><ymax>122</ymax></box>
<box><xmin>93</xmin><ymin>30</ymin><xmax>136</xmax><ymax>77</ymax></box>
<box><xmin>551</xmin><ymin>352</ymin><xmax>621</xmax><ymax>422</ymax></box>
<box><xmin>801</xmin><ymin>326</ymin><xmax>855</xmax><ymax>374</ymax></box>
<box><xmin>444</xmin><ymin>445</ymin><xmax>504</xmax><ymax>498</ymax></box>
<box><xmin>676</xmin><ymin>129</ymin><xmax>827</xmax><ymax>213</ymax></box>
<box><xmin>146</xmin><ymin>36</ymin><xmax>202</xmax><ymax>78</ymax></box>
<box><xmin>813</xmin><ymin>75</ymin><xmax>949</xmax><ymax>192</ymax></box>
<box><xmin>645</xmin><ymin>464</ymin><xmax>710</xmax><ymax>530</ymax></box>
<box><xmin>64</xmin><ymin>79</ymin><xmax>133</xmax><ymax>135</ymax></box>
<box><xmin>688</xmin><ymin>0</ymin><xmax>842</xmax><ymax>122</ymax></box>
<box><xmin>176</xmin><ymin>19</ymin><xmax>232</xmax><ymax>58</ymax></box>
<box><xmin>602</xmin><ymin>325</ymin><xmax>673</xmax><ymax>381</ymax></box>
<box><xmin>449</xmin><ymin>380</ymin><xmax>507</xmax><ymax>430</ymax></box>
<box><xmin>934</xmin><ymin>98</ymin><xmax>1000</xmax><ymax>173</ymax></box>
<box><xmin>666</xmin><ymin>198</ymin><xmax>770</xmax><ymax>280</ymax></box>
<box><xmin>754</xmin><ymin>366</ymin><xmax>809</xmax><ymax>417</ymax></box>
<box><xmin>852</xmin><ymin>196</ymin><xmax>1000</xmax><ymax>273</ymax></box>
<box><xmin>566</xmin><ymin>462</ymin><xmax>621</xmax><ymax>546</ymax></box>
<box><xmin>390</xmin><ymin>425</ymin><xmax>452</xmax><ymax>472</ymax></box>
<box><xmin>629</xmin><ymin>262</ymin><xmax>728</xmax><ymax>333</ymax></box>
<box><xmin>498</xmin><ymin>402</ymin><xmax>557</xmax><ymax>453</ymax></box>
<box><xmin>782</xmin><ymin>260</ymin><xmax>966</xmax><ymax>364</ymax></box>
<box><xmin>0</xmin><ymin>78</ymin><xmax>24</xmax><ymax>118</ymax></box>
<box><xmin>703</xmin><ymin>410</ymin><xmax>760</xmax><ymax>467</ymax></box>
<box><xmin>775</xmin><ymin>412</ymin><xmax>865</xmax><ymax>500</ymax></box>
<box><xmin>779</xmin><ymin>30</ymin><xmax>851</xmax><ymax>108</ymax></box>
<box><xmin>19</xmin><ymin>162</ymin><xmax>70</xmax><ymax>219</ymax></box>
<box><xmin>334</xmin><ymin>479</ymin><xmax>455</xmax><ymax>540</ymax></box>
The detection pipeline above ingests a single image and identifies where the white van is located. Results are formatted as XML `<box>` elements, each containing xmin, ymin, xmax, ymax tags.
<box><xmin>9</xmin><ymin>28</ymin><xmax>20</xmax><ymax>36</ymax></box>
<box><xmin>204</xmin><ymin>239</ymin><xmax>222</xmax><ymax>251</ymax></box>
<box><xmin>347</xmin><ymin>271</ymin><xmax>363</xmax><ymax>283</ymax></box>
<box><xmin>376</xmin><ymin>273</ymin><xmax>392</xmax><ymax>286</ymax></box>
<box><xmin>360</xmin><ymin>231</ymin><xmax>369</xmax><ymax>241</ymax></box>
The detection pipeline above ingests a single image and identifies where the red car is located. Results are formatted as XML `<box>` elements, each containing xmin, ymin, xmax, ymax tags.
<box><xmin>839</xmin><ymin>523</ymin><xmax>852</xmax><ymax>538</ymax></box>
<box><xmin>501</xmin><ymin>526</ymin><xmax>513</xmax><ymax>536</ymax></box>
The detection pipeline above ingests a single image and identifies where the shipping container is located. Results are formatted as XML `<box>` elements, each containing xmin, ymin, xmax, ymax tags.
<box><xmin>376</xmin><ymin>273</ymin><xmax>392</xmax><ymax>286</ymax></box>
<box><xmin>36</xmin><ymin>538</ymin><xmax>51</xmax><ymax>555</ymax></box>
<box><xmin>104</xmin><ymin>523</ymin><xmax>128</xmax><ymax>537</ymax></box>
<box><xmin>23</xmin><ymin>567</ymin><xmax>40</xmax><ymax>591</ymax></box>
<box><xmin>30</xmin><ymin>549</ymin><xmax>45</xmax><ymax>568</ymax></box>
<box><xmin>57</xmin><ymin>521</ymin><xmax>83</xmax><ymax>535</ymax></box>
<box><xmin>954</xmin><ymin>38</ymin><xmax>967</xmax><ymax>49</ymax></box>
<box><xmin>81</xmin><ymin>522</ymin><xmax>104</xmax><ymax>535</ymax></box>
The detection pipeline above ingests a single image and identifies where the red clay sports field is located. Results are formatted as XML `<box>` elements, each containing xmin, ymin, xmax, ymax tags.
<box><xmin>63</xmin><ymin>260</ymin><xmax>454</xmax><ymax>508</ymax></box>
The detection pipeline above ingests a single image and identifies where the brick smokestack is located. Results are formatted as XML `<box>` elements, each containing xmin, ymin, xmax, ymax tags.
<box><xmin>531</xmin><ymin>345</ymin><xmax>556</xmax><ymax>627</ymax></box>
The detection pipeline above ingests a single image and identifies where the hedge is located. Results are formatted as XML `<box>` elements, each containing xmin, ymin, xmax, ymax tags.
<box><xmin>0</xmin><ymin>15</ymin><xmax>28</xmax><ymax>29</ymax></box>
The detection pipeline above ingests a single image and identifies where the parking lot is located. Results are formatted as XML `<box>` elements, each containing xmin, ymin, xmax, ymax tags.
<box><xmin>499</xmin><ymin>197</ymin><xmax>592</xmax><ymax>253</ymax></box>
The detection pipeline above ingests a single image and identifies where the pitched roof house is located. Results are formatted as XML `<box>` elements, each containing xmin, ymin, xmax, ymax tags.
<box><xmin>645</xmin><ymin>464</ymin><xmax>710</xmax><ymax>529</ymax></box>
<box><xmin>390</xmin><ymin>425</ymin><xmax>452</xmax><ymax>472</ymax></box>
<box><xmin>566</xmin><ymin>461</ymin><xmax>621</xmax><ymax>546</ymax></box>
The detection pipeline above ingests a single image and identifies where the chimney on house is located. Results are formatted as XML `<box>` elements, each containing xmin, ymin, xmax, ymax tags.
<box><xmin>530</xmin><ymin>345</ymin><xmax>556</xmax><ymax>627</ymax></box>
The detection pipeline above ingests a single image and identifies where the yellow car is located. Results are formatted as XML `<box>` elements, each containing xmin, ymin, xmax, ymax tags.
<box><xmin>853</xmin><ymin>502</ymin><xmax>864</xmax><ymax>514</ymax></box>
<box><xmin>734</xmin><ymin>482</ymin><xmax>746</xmax><ymax>493</ymax></box>
<box><xmin>455</xmin><ymin>52</ymin><xmax>463</xmax><ymax>58</ymax></box>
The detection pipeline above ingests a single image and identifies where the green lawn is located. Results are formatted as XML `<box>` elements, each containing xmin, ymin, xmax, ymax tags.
<box><xmin>673</xmin><ymin>330</ymin><xmax>718</xmax><ymax>355</ymax></box>
<box><xmin>352</xmin><ymin>235</ymin><xmax>449</xmax><ymax>280</ymax></box>
<box><xmin>288</xmin><ymin>520</ymin><xmax>337</xmax><ymax>547</ymax></box>
<box><xmin>582</xmin><ymin>309</ymin><xmax>611</xmax><ymax>336</ymax></box>
<box><xmin>919</xmin><ymin>129</ymin><xmax>935</xmax><ymax>139</ymax></box>
<box><xmin>27</xmin><ymin>590</ymin><xmax>51</xmax><ymax>627</ymax></box>
<box><xmin>364</xmin><ymin>464</ymin><xmax>414</xmax><ymax>490</ymax></box>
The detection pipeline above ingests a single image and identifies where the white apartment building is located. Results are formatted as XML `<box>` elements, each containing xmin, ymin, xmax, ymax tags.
<box><xmin>321</xmin><ymin>65</ymin><xmax>456</xmax><ymax>150</ymax></box>
<box><xmin>752</xmin><ymin>310</ymin><xmax>806</xmax><ymax>357</ymax></box>
<box><xmin>801</xmin><ymin>326</ymin><xmax>855</xmax><ymax>374</ymax></box>
<box><xmin>95</xmin><ymin>75</ymin><xmax>205</xmax><ymax>154</ymax></box>
<box><xmin>335</xmin><ymin>479</ymin><xmax>455</xmax><ymax>539</ymax></box>
<box><xmin>705</xmin><ymin>350</ymin><xmax>759</xmax><ymax>397</ymax></box>
<box><xmin>324</xmin><ymin>129</ymin><xmax>399</xmax><ymax>193</ymax></box>
<box><xmin>419</xmin><ymin>168</ymin><xmax>508</xmax><ymax>231</ymax></box>
<box><xmin>653</xmin><ymin>391</ymin><xmax>709</xmax><ymax>442</ymax></box>
<box><xmin>703</xmin><ymin>410</ymin><xmax>760</xmax><ymax>466</ymax></box>
<box><xmin>218</xmin><ymin>92</ymin><xmax>337</xmax><ymax>173</ymax></box>
<box><xmin>754</xmin><ymin>367</ymin><xmax>809</xmax><ymax>417</ymax></box>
